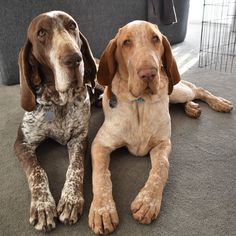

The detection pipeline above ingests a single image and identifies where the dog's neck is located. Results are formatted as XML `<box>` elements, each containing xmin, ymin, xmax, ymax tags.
<box><xmin>36</xmin><ymin>64</ymin><xmax>87</xmax><ymax>107</ymax></box>
<box><xmin>109</xmin><ymin>72</ymin><xmax>165</xmax><ymax>105</ymax></box>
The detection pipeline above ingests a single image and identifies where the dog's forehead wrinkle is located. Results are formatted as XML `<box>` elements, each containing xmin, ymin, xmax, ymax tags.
<box><xmin>29</xmin><ymin>17</ymin><xmax>55</xmax><ymax>37</ymax></box>
<box><xmin>124</xmin><ymin>23</ymin><xmax>153</xmax><ymax>45</ymax></box>
<box><xmin>126</xmin><ymin>21</ymin><xmax>152</xmax><ymax>32</ymax></box>
<box><xmin>52</xmin><ymin>26</ymin><xmax>74</xmax><ymax>44</ymax></box>
<box><xmin>44</xmin><ymin>11</ymin><xmax>74</xmax><ymax>27</ymax></box>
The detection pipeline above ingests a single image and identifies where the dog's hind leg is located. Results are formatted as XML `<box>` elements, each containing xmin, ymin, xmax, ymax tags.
<box><xmin>170</xmin><ymin>80</ymin><xmax>233</xmax><ymax>118</ymax></box>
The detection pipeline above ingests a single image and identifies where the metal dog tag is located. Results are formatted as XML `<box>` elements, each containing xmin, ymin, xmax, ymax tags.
<box><xmin>109</xmin><ymin>94</ymin><xmax>118</xmax><ymax>108</ymax></box>
<box><xmin>44</xmin><ymin>110</ymin><xmax>55</xmax><ymax>122</ymax></box>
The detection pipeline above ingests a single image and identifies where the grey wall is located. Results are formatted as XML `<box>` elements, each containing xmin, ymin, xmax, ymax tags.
<box><xmin>0</xmin><ymin>0</ymin><xmax>147</xmax><ymax>85</ymax></box>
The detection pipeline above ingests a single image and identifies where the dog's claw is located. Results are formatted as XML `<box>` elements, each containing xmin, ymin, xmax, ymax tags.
<box><xmin>47</xmin><ymin>224</ymin><xmax>52</xmax><ymax>232</ymax></box>
<box><xmin>57</xmin><ymin>193</ymin><xmax>84</xmax><ymax>226</ymax></box>
<box><xmin>30</xmin><ymin>219</ymin><xmax>37</xmax><ymax>226</ymax></box>
<box><xmin>29</xmin><ymin>196</ymin><xmax>57</xmax><ymax>232</ymax></box>
<box><xmin>64</xmin><ymin>219</ymin><xmax>69</xmax><ymax>225</ymax></box>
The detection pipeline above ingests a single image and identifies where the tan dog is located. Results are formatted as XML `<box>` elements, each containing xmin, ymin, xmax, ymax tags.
<box><xmin>88</xmin><ymin>20</ymin><xmax>233</xmax><ymax>234</ymax></box>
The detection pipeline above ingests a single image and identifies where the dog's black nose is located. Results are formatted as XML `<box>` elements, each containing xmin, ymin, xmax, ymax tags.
<box><xmin>138</xmin><ymin>67</ymin><xmax>157</xmax><ymax>82</ymax></box>
<box><xmin>62</xmin><ymin>52</ymin><xmax>82</xmax><ymax>68</ymax></box>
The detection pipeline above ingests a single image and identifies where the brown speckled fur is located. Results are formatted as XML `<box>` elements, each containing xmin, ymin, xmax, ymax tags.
<box><xmin>14</xmin><ymin>11</ymin><xmax>96</xmax><ymax>232</ymax></box>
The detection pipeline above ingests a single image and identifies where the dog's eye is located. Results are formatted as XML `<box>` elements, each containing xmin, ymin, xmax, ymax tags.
<box><xmin>68</xmin><ymin>21</ymin><xmax>77</xmax><ymax>30</ymax></box>
<box><xmin>152</xmin><ymin>35</ymin><xmax>159</xmax><ymax>43</ymax></box>
<box><xmin>123</xmin><ymin>39</ymin><xmax>131</xmax><ymax>46</ymax></box>
<box><xmin>38</xmin><ymin>29</ymin><xmax>47</xmax><ymax>38</ymax></box>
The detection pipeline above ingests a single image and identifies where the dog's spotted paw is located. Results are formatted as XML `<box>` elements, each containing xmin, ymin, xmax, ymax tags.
<box><xmin>208</xmin><ymin>97</ymin><xmax>233</xmax><ymax>113</ymax></box>
<box><xmin>131</xmin><ymin>188</ymin><xmax>162</xmax><ymax>224</ymax></box>
<box><xmin>88</xmin><ymin>198</ymin><xmax>119</xmax><ymax>234</ymax></box>
<box><xmin>29</xmin><ymin>196</ymin><xmax>57</xmax><ymax>232</ymax></box>
<box><xmin>185</xmin><ymin>101</ymin><xmax>201</xmax><ymax>118</ymax></box>
<box><xmin>57</xmin><ymin>191</ymin><xmax>84</xmax><ymax>225</ymax></box>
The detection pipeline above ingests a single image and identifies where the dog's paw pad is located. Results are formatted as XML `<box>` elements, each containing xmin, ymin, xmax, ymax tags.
<box><xmin>209</xmin><ymin>97</ymin><xmax>233</xmax><ymax>113</ymax></box>
<box><xmin>30</xmin><ymin>199</ymin><xmax>57</xmax><ymax>232</ymax></box>
<box><xmin>185</xmin><ymin>101</ymin><xmax>201</xmax><ymax>118</ymax></box>
<box><xmin>88</xmin><ymin>199</ymin><xmax>119</xmax><ymax>234</ymax></box>
<box><xmin>131</xmin><ymin>190</ymin><xmax>161</xmax><ymax>224</ymax></box>
<box><xmin>57</xmin><ymin>195</ymin><xmax>84</xmax><ymax>225</ymax></box>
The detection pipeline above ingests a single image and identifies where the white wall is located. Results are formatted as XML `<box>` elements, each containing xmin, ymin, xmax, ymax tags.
<box><xmin>188</xmin><ymin>0</ymin><xmax>204</xmax><ymax>23</ymax></box>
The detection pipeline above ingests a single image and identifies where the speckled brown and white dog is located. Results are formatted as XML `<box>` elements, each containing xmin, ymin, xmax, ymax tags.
<box><xmin>88</xmin><ymin>20</ymin><xmax>233</xmax><ymax>234</ymax></box>
<box><xmin>14</xmin><ymin>11</ymin><xmax>96</xmax><ymax>232</ymax></box>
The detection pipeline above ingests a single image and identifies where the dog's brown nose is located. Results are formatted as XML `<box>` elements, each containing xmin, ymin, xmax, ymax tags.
<box><xmin>62</xmin><ymin>52</ymin><xmax>82</xmax><ymax>68</ymax></box>
<box><xmin>138</xmin><ymin>68</ymin><xmax>157</xmax><ymax>82</ymax></box>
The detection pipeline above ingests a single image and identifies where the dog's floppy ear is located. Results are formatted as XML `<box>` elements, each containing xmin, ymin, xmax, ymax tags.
<box><xmin>80</xmin><ymin>32</ymin><xmax>97</xmax><ymax>89</ymax></box>
<box><xmin>97</xmin><ymin>38</ymin><xmax>117</xmax><ymax>86</ymax></box>
<box><xmin>18</xmin><ymin>40</ymin><xmax>41</xmax><ymax>112</ymax></box>
<box><xmin>162</xmin><ymin>35</ymin><xmax>180</xmax><ymax>94</ymax></box>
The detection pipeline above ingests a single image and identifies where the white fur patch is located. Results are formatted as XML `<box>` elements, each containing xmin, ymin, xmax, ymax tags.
<box><xmin>49</xmin><ymin>32</ymin><xmax>71</xmax><ymax>93</ymax></box>
<box><xmin>170</xmin><ymin>80</ymin><xmax>196</xmax><ymax>103</ymax></box>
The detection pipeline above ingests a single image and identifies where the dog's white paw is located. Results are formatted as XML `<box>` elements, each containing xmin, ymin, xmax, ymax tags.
<box><xmin>131</xmin><ymin>188</ymin><xmax>162</xmax><ymax>224</ymax></box>
<box><xmin>57</xmin><ymin>190</ymin><xmax>84</xmax><ymax>225</ymax></box>
<box><xmin>29</xmin><ymin>195</ymin><xmax>57</xmax><ymax>232</ymax></box>
<box><xmin>185</xmin><ymin>101</ymin><xmax>202</xmax><ymax>118</ymax></box>
<box><xmin>88</xmin><ymin>197</ymin><xmax>119</xmax><ymax>235</ymax></box>
<box><xmin>208</xmin><ymin>97</ymin><xmax>233</xmax><ymax>113</ymax></box>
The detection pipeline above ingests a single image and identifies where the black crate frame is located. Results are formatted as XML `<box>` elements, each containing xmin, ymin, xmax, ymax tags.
<box><xmin>199</xmin><ymin>0</ymin><xmax>236</xmax><ymax>72</ymax></box>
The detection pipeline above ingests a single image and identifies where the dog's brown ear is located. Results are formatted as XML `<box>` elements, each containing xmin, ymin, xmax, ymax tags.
<box><xmin>18</xmin><ymin>40</ymin><xmax>41</xmax><ymax>112</ymax></box>
<box><xmin>162</xmin><ymin>35</ymin><xmax>180</xmax><ymax>94</ymax></box>
<box><xmin>80</xmin><ymin>32</ymin><xmax>97</xmax><ymax>89</ymax></box>
<box><xmin>97</xmin><ymin>38</ymin><xmax>117</xmax><ymax>86</ymax></box>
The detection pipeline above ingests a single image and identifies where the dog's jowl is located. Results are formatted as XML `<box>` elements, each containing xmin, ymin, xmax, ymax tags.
<box><xmin>14</xmin><ymin>11</ymin><xmax>96</xmax><ymax>232</ymax></box>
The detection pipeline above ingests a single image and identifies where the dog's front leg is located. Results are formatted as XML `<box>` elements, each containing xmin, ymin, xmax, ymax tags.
<box><xmin>14</xmin><ymin>129</ymin><xmax>57</xmax><ymax>232</ymax></box>
<box><xmin>57</xmin><ymin>134</ymin><xmax>86</xmax><ymax>225</ymax></box>
<box><xmin>88</xmin><ymin>143</ymin><xmax>119</xmax><ymax>235</ymax></box>
<box><xmin>131</xmin><ymin>139</ymin><xmax>171</xmax><ymax>224</ymax></box>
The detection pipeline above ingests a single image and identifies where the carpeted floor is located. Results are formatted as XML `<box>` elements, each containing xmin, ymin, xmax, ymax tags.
<box><xmin>0</xmin><ymin>24</ymin><xmax>236</xmax><ymax>236</ymax></box>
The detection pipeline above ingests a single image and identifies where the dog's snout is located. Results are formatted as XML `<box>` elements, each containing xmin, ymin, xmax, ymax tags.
<box><xmin>62</xmin><ymin>52</ymin><xmax>82</xmax><ymax>68</ymax></box>
<box><xmin>138</xmin><ymin>68</ymin><xmax>157</xmax><ymax>82</ymax></box>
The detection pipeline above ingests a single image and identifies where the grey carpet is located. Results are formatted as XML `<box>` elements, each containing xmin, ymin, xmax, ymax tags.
<box><xmin>0</xmin><ymin>65</ymin><xmax>236</xmax><ymax>236</ymax></box>
<box><xmin>1</xmin><ymin>22</ymin><xmax>236</xmax><ymax>236</ymax></box>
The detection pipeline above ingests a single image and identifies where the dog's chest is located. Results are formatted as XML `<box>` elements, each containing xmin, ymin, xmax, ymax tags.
<box><xmin>22</xmin><ymin>98</ymin><xmax>90</xmax><ymax>145</ymax></box>
<box><xmin>49</xmin><ymin>102</ymin><xmax>90</xmax><ymax>144</ymax></box>
<box><xmin>129</xmin><ymin>104</ymin><xmax>170</xmax><ymax>155</ymax></box>
<box><xmin>105</xmin><ymin>98</ymin><xmax>171</xmax><ymax>156</ymax></box>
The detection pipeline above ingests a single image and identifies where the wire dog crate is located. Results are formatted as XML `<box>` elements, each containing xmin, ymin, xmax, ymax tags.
<box><xmin>199</xmin><ymin>0</ymin><xmax>236</xmax><ymax>72</ymax></box>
